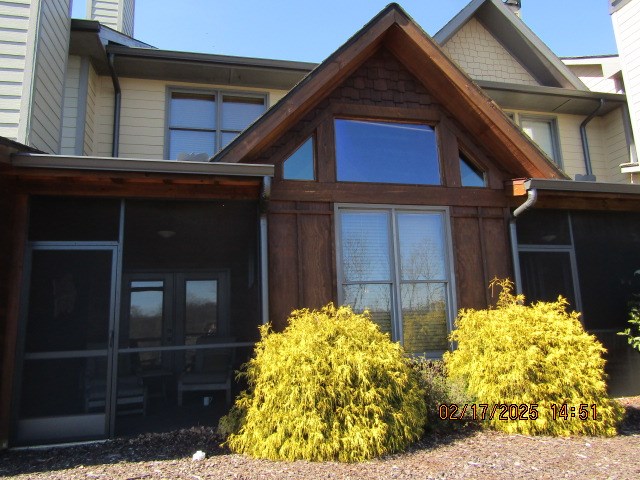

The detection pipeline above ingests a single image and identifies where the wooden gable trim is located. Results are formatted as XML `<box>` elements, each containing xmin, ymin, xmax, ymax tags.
<box><xmin>214</xmin><ymin>4</ymin><xmax>567</xmax><ymax>181</ymax></box>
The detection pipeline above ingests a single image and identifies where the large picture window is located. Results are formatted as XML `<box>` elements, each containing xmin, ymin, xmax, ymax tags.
<box><xmin>168</xmin><ymin>90</ymin><xmax>265</xmax><ymax>161</ymax></box>
<box><xmin>335</xmin><ymin>119</ymin><xmax>441</xmax><ymax>185</ymax></box>
<box><xmin>336</xmin><ymin>206</ymin><xmax>454</xmax><ymax>356</ymax></box>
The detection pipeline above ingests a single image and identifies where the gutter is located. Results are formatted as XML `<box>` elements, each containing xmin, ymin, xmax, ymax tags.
<box><xmin>107</xmin><ymin>53</ymin><xmax>121</xmax><ymax>157</ymax></box>
<box><xmin>578</xmin><ymin>99</ymin><xmax>604</xmax><ymax>181</ymax></box>
<box><xmin>509</xmin><ymin>188</ymin><xmax>538</xmax><ymax>294</ymax></box>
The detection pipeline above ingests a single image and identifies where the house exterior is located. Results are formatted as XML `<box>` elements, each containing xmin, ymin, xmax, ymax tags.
<box><xmin>1</xmin><ymin>0</ymin><xmax>639</xmax><ymax>447</ymax></box>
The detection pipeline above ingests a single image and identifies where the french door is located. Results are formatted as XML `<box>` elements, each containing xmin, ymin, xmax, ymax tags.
<box><xmin>14</xmin><ymin>244</ymin><xmax>119</xmax><ymax>444</ymax></box>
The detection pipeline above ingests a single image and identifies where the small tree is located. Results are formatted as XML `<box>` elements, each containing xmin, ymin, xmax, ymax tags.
<box><xmin>219</xmin><ymin>304</ymin><xmax>426</xmax><ymax>462</ymax></box>
<box><xmin>445</xmin><ymin>279</ymin><xmax>623</xmax><ymax>436</ymax></box>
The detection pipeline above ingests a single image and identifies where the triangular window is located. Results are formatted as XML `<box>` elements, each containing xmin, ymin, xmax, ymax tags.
<box><xmin>460</xmin><ymin>152</ymin><xmax>486</xmax><ymax>187</ymax></box>
<box><xmin>283</xmin><ymin>137</ymin><xmax>315</xmax><ymax>180</ymax></box>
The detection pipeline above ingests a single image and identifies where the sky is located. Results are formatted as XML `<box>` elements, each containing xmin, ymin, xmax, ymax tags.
<box><xmin>72</xmin><ymin>1</ymin><xmax>618</xmax><ymax>63</ymax></box>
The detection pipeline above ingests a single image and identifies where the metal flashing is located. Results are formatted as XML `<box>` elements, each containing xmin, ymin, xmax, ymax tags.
<box><xmin>524</xmin><ymin>178</ymin><xmax>640</xmax><ymax>195</ymax></box>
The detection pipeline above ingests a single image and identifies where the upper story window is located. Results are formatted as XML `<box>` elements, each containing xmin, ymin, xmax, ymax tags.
<box><xmin>519</xmin><ymin>115</ymin><xmax>562</xmax><ymax>166</ymax></box>
<box><xmin>168</xmin><ymin>90</ymin><xmax>266</xmax><ymax>161</ymax></box>
<box><xmin>283</xmin><ymin>136</ymin><xmax>315</xmax><ymax>180</ymax></box>
<box><xmin>334</xmin><ymin>119</ymin><xmax>441</xmax><ymax>185</ymax></box>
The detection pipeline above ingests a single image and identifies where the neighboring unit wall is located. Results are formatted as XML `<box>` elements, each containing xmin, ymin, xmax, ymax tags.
<box><xmin>60</xmin><ymin>55</ymin><xmax>81</xmax><ymax>155</ymax></box>
<box><xmin>89</xmin><ymin>0</ymin><xmax>135</xmax><ymax>36</ymax></box>
<box><xmin>28</xmin><ymin>0</ymin><xmax>71</xmax><ymax>154</ymax></box>
<box><xmin>600</xmin><ymin>107</ymin><xmax>630</xmax><ymax>183</ymax></box>
<box><xmin>0</xmin><ymin>1</ymin><xmax>31</xmax><ymax>142</ymax></box>
<box><xmin>93</xmin><ymin>76</ymin><xmax>288</xmax><ymax>159</ymax></box>
<box><xmin>564</xmin><ymin>63</ymin><xmax>622</xmax><ymax>94</ymax></box>
<box><xmin>84</xmin><ymin>63</ymin><xmax>98</xmax><ymax>155</ymax></box>
<box><xmin>507</xmin><ymin>109</ymin><xmax>629</xmax><ymax>183</ymax></box>
<box><xmin>612</xmin><ymin>0</ymin><xmax>640</xmax><ymax>163</ymax></box>
<box><xmin>441</xmin><ymin>17</ymin><xmax>539</xmax><ymax>86</ymax></box>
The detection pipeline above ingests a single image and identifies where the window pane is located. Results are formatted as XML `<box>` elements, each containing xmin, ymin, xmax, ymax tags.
<box><xmin>335</xmin><ymin>119</ymin><xmax>440</xmax><ymax>185</ymax></box>
<box><xmin>460</xmin><ymin>153</ymin><xmax>485</xmax><ymax>187</ymax></box>
<box><xmin>521</xmin><ymin>118</ymin><xmax>555</xmax><ymax>160</ymax></box>
<box><xmin>283</xmin><ymin>137</ymin><xmax>314</xmax><ymax>180</ymax></box>
<box><xmin>222</xmin><ymin>95</ymin><xmax>264</xmax><ymax>131</ymax></box>
<box><xmin>401</xmin><ymin>283</ymin><xmax>448</xmax><ymax>354</ymax></box>
<box><xmin>397</xmin><ymin>213</ymin><xmax>446</xmax><ymax>281</ymax></box>
<box><xmin>343</xmin><ymin>284</ymin><xmax>392</xmax><ymax>337</ymax></box>
<box><xmin>340</xmin><ymin>211</ymin><xmax>390</xmax><ymax>281</ymax></box>
<box><xmin>185</xmin><ymin>280</ymin><xmax>218</xmax><ymax>340</ymax></box>
<box><xmin>516</xmin><ymin>210</ymin><xmax>571</xmax><ymax>245</ymax></box>
<box><xmin>170</xmin><ymin>93</ymin><xmax>216</xmax><ymax>129</ymax></box>
<box><xmin>169</xmin><ymin>130</ymin><xmax>215</xmax><ymax>161</ymax></box>
<box><xmin>127</xmin><ymin>281</ymin><xmax>163</xmax><ymax>367</ymax></box>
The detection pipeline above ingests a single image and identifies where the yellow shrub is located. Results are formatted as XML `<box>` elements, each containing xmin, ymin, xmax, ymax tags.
<box><xmin>444</xmin><ymin>279</ymin><xmax>623</xmax><ymax>436</ymax></box>
<box><xmin>221</xmin><ymin>304</ymin><xmax>426</xmax><ymax>462</ymax></box>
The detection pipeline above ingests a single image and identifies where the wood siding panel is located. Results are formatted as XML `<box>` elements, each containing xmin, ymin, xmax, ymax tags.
<box><xmin>298</xmin><ymin>212</ymin><xmax>334</xmax><ymax>309</ymax></box>
<box><xmin>268</xmin><ymin>212</ymin><xmax>299</xmax><ymax>330</ymax></box>
<box><xmin>451</xmin><ymin>214</ymin><xmax>486</xmax><ymax>309</ymax></box>
<box><xmin>481</xmin><ymin>214</ymin><xmax>512</xmax><ymax>301</ymax></box>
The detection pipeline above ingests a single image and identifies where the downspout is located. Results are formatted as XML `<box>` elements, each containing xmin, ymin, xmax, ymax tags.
<box><xmin>260</xmin><ymin>176</ymin><xmax>271</xmax><ymax>325</ymax></box>
<box><xmin>578</xmin><ymin>99</ymin><xmax>604</xmax><ymax>181</ymax></box>
<box><xmin>107</xmin><ymin>53</ymin><xmax>121</xmax><ymax>157</ymax></box>
<box><xmin>509</xmin><ymin>187</ymin><xmax>538</xmax><ymax>294</ymax></box>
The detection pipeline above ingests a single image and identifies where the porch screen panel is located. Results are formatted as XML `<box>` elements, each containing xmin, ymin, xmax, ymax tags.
<box><xmin>397</xmin><ymin>213</ymin><xmax>449</xmax><ymax>354</ymax></box>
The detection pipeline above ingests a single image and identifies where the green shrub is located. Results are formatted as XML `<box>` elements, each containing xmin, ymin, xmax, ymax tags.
<box><xmin>407</xmin><ymin>357</ymin><xmax>470</xmax><ymax>432</ymax></box>
<box><xmin>618</xmin><ymin>305</ymin><xmax>640</xmax><ymax>352</ymax></box>
<box><xmin>444</xmin><ymin>279</ymin><xmax>623</xmax><ymax>436</ymax></box>
<box><xmin>219</xmin><ymin>304</ymin><xmax>426</xmax><ymax>462</ymax></box>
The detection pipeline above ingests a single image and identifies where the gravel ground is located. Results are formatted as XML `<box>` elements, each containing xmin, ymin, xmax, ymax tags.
<box><xmin>1</xmin><ymin>397</ymin><xmax>639</xmax><ymax>480</ymax></box>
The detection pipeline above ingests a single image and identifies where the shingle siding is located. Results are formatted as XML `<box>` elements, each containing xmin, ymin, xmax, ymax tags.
<box><xmin>441</xmin><ymin>17</ymin><xmax>539</xmax><ymax>86</ymax></box>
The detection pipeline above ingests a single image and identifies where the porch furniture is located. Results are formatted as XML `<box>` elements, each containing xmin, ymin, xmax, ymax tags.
<box><xmin>177</xmin><ymin>336</ymin><xmax>235</xmax><ymax>406</ymax></box>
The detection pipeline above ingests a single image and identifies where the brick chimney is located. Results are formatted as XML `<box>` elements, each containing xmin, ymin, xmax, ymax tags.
<box><xmin>88</xmin><ymin>0</ymin><xmax>135</xmax><ymax>37</ymax></box>
<box><xmin>504</xmin><ymin>0</ymin><xmax>522</xmax><ymax>18</ymax></box>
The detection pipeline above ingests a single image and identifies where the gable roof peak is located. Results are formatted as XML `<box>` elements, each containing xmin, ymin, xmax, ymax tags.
<box><xmin>435</xmin><ymin>0</ymin><xmax>587</xmax><ymax>90</ymax></box>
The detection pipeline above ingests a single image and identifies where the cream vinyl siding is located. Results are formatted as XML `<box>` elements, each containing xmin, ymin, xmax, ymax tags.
<box><xmin>84</xmin><ymin>63</ymin><xmax>98</xmax><ymax>155</ymax></box>
<box><xmin>60</xmin><ymin>55</ymin><xmax>80</xmax><ymax>155</ymax></box>
<box><xmin>564</xmin><ymin>64</ymin><xmax>622</xmax><ymax>94</ymax></box>
<box><xmin>441</xmin><ymin>17</ymin><xmax>539</xmax><ymax>86</ymax></box>
<box><xmin>612</xmin><ymin>0</ymin><xmax>640</xmax><ymax>164</ymax></box>
<box><xmin>89</xmin><ymin>0</ymin><xmax>135</xmax><ymax>36</ymax></box>
<box><xmin>29</xmin><ymin>0</ymin><xmax>70</xmax><ymax>153</ymax></box>
<box><xmin>510</xmin><ymin>109</ymin><xmax>621</xmax><ymax>181</ymax></box>
<box><xmin>600</xmin><ymin>108</ymin><xmax>630</xmax><ymax>184</ymax></box>
<box><xmin>0</xmin><ymin>0</ymin><xmax>31</xmax><ymax>140</ymax></box>
<box><xmin>94</xmin><ymin>77</ymin><xmax>286</xmax><ymax>159</ymax></box>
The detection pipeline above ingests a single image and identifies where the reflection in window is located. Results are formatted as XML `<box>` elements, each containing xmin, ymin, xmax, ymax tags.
<box><xmin>185</xmin><ymin>280</ymin><xmax>218</xmax><ymax>340</ymax></box>
<box><xmin>335</xmin><ymin>119</ymin><xmax>440</xmax><ymax>185</ymax></box>
<box><xmin>168</xmin><ymin>91</ymin><xmax>265</xmax><ymax>161</ymax></box>
<box><xmin>338</xmin><ymin>208</ymin><xmax>452</xmax><ymax>355</ymax></box>
<box><xmin>129</xmin><ymin>280</ymin><xmax>164</xmax><ymax>368</ymax></box>
<box><xmin>459</xmin><ymin>152</ymin><xmax>486</xmax><ymax>187</ymax></box>
<box><xmin>283</xmin><ymin>137</ymin><xmax>315</xmax><ymax>180</ymax></box>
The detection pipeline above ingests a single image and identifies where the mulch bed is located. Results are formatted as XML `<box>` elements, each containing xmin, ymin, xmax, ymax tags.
<box><xmin>2</xmin><ymin>397</ymin><xmax>639</xmax><ymax>480</ymax></box>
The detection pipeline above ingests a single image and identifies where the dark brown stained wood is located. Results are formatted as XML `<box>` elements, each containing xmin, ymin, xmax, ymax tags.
<box><xmin>330</xmin><ymin>103</ymin><xmax>440</xmax><ymax>122</ymax></box>
<box><xmin>452</xmin><ymin>215</ymin><xmax>487</xmax><ymax>310</ymax></box>
<box><xmin>268</xmin><ymin>213</ymin><xmax>299</xmax><ymax>330</ymax></box>
<box><xmin>0</xmin><ymin>194</ymin><xmax>27</xmax><ymax>449</ymax></box>
<box><xmin>383</xmin><ymin>25</ymin><xmax>566</xmax><ymax>180</ymax></box>
<box><xmin>7</xmin><ymin>171</ymin><xmax>261</xmax><ymax>200</ymax></box>
<box><xmin>481</xmin><ymin>214</ymin><xmax>512</xmax><ymax>303</ymax></box>
<box><xmin>298</xmin><ymin>214</ymin><xmax>335</xmax><ymax>309</ymax></box>
<box><xmin>316</xmin><ymin>120</ymin><xmax>335</xmax><ymax>184</ymax></box>
<box><xmin>270</xmin><ymin>182</ymin><xmax>509</xmax><ymax>207</ymax></box>
<box><xmin>438</xmin><ymin>122</ymin><xmax>460</xmax><ymax>188</ymax></box>
<box><xmin>216</xmin><ymin>8</ymin><xmax>400</xmax><ymax>165</ymax></box>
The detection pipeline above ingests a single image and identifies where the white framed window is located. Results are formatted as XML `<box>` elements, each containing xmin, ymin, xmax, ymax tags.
<box><xmin>516</xmin><ymin>114</ymin><xmax>562</xmax><ymax>166</ymax></box>
<box><xmin>167</xmin><ymin>89</ymin><xmax>266</xmax><ymax>161</ymax></box>
<box><xmin>335</xmin><ymin>205</ymin><xmax>456</xmax><ymax>356</ymax></box>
